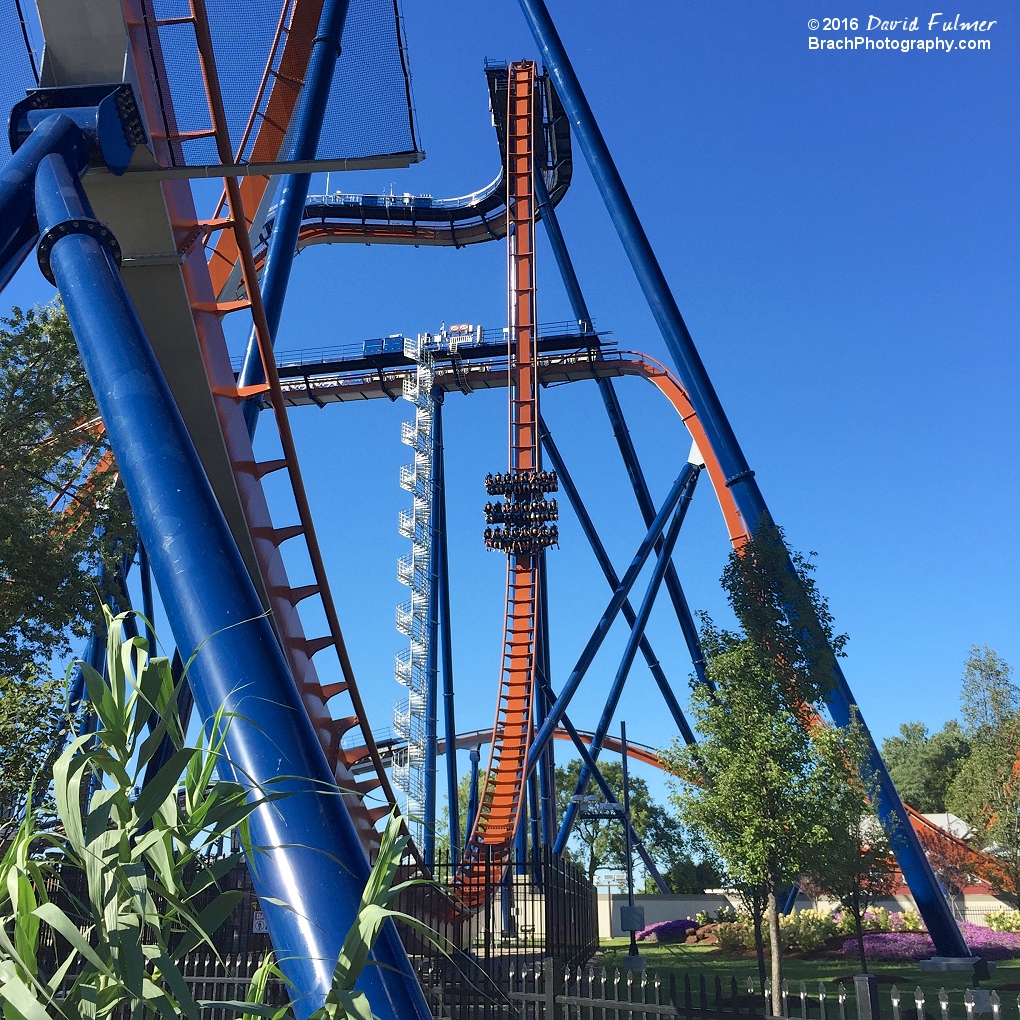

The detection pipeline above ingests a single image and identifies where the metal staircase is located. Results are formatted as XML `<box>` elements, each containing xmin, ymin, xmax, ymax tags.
<box><xmin>393</xmin><ymin>333</ymin><xmax>436</xmax><ymax>840</ymax></box>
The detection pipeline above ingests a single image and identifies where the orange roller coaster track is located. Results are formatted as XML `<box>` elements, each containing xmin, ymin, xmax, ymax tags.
<box><xmin>455</xmin><ymin>61</ymin><xmax>543</xmax><ymax>905</ymax></box>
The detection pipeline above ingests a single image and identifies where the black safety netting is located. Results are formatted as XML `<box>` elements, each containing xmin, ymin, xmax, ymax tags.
<box><xmin>0</xmin><ymin>1</ymin><xmax>39</xmax><ymax>148</ymax></box>
<box><xmin>146</xmin><ymin>0</ymin><xmax>419</xmax><ymax>167</ymax></box>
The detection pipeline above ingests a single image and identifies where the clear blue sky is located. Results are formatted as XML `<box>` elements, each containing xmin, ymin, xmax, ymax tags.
<box><xmin>8</xmin><ymin>1</ymin><xmax>1018</xmax><ymax>814</ymax></box>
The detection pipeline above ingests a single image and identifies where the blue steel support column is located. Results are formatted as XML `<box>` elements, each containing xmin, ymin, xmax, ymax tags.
<box><xmin>0</xmin><ymin>115</ymin><xmax>86</xmax><ymax>284</ymax></box>
<box><xmin>536</xmin><ymin>551</ymin><xmax>556</xmax><ymax>845</ymax></box>
<box><xmin>535</xmin><ymin>170</ymin><xmax>709</xmax><ymax>687</ymax></box>
<box><xmin>138</xmin><ymin>539</ymin><xmax>155</xmax><ymax>650</ymax></box>
<box><xmin>528</xmin><ymin>464</ymin><xmax>695</xmax><ymax>767</ymax></box>
<box><xmin>513</xmin><ymin>789</ymin><xmax>528</xmax><ymax>871</ymax></box>
<box><xmin>422</xmin><ymin>394</ymin><xmax>441</xmax><ymax>867</ymax></box>
<box><xmin>554</xmin><ymin>470</ymin><xmax>698</xmax><ymax>854</ymax></box>
<box><xmin>465</xmin><ymin>744</ymin><xmax>481</xmax><ymax>852</ymax></box>
<box><xmin>527</xmin><ymin>750</ymin><xmax>542</xmax><ymax>864</ymax></box>
<box><xmin>519</xmin><ymin>0</ymin><xmax>969</xmax><ymax>959</ymax></box>
<box><xmin>238</xmin><ymin>0</ymin><xmax>352</xmax><ymax>436</ymax></box>
<box><xmin>433</xmin><ymin>396</ymin><xmax>460</xmax><ymax>858</ymax></box>
<box><xmin>34</xmin><ymin>150</ymin><xmax>433</xmax><ymax>1019</ymax></box>
<box><xmin>540</xmin><ymin>418</ymin><xmax>695</xmax><ymax>744</ymax></box>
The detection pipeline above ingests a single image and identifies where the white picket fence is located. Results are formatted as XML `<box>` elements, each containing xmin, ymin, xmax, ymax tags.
<box><xmin>499</xmin><ymin>959</ymin><xmax>1020</xmax><ymax>1020</ymax></box>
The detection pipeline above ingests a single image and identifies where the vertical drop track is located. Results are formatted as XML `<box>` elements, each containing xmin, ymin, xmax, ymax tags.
<box><xmin>458</xmin><ymin>61</ymin><xmax>553</xmax><ymax>902</ymax></box>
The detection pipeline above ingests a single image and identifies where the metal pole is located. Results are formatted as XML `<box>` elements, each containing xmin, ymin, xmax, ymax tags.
<box><xmin>0</xmin><ymin>114</ymin><xmax>85</xmax><ymax>273</ymax></box>
<box><xmin>520</xmin><ymin>0</ymin><xmax>969</xmax><ymax>957</ymax></box>
<box><xmin>237</xmin><ymin>0</ymin><xmax>353</xmax><ymax>436</ymax></box>
<box><xmin>536</xmin><ymin>551</ymin><xmax>557</xmax><ymax>844</ymax></box>
<box><xmin>555</xmin><ymin>478</ymin><xmax>695</xmax><ymax>853</ymax></box>
<box><xmin>466</xmin><ymin>744</ymin><xmax>481</xmax><ymax>853</ymax></box>
<box><xmin>621</xmin><ymin>721</ymin><xmax>639</xmax><ymax>959</ymax></box>
<box><xmin>0</xmin><ymin>217</ymin><xmax>41</xmax><ymax>295</ymax></box>
<box><xmin>514</xmin><ymin>786</ymin><xmax>528</xmax><ymax>872</ymax></box>
<box><xmin>540</xmin><ymin>418</ymin><xmax>696</xmax><ymax>741</ymax></box>
<box><xmin>33</xmin><ymin>150</ymin><xmax>433</xmax><ymax>1019</ymax></box>
<box><xmin>138</xmin><ymin>539</ymin><xmax>155</xmax><ymax>651</ymax></box>
<box><xmin>527</xmin><ymin>463</ymin><xmax>694</xmax><ymax>766</ymax></box>
<box><xmin>434</xmin><ymin>395</ymin><xmax>460</xmax><ymax>858</ymax></box>
<box><xmin>422</xmin><ymin>397</ymin><xmax>441</xmax><ymax>867</ymax></box>
<box><xmin>528</xmin><ymin>746</ymin><xmax>542</xmax><ymax>865</ymax></box>
<box><xmin>535</xmin><ymin>169</ymin><xmax>709</xmax><ymax>685</ymax></box>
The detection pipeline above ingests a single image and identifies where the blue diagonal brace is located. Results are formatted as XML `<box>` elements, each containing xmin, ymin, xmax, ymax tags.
<box><xmin>554</xmin><ymin>468</ymin><xmax>698</xmax><ymax>854</ymax></box>
<box><xmin>527</xmin><ymin>464</ymin><xmax>696</xmax><ymax>768</ymax></box>
<box><xmin>539</xmin><ymin>417</ymin><xmax>696</xmax><ymax>744</ymax></box>
<box><xmin>535</xmin><ymin>169</ymin><xmax>709</xmax><ymax>687</ymax></box>
<box><xmin>534</xmin><ymin>670</ymin><xmax>670</xmax><ymax>893</ymax></box>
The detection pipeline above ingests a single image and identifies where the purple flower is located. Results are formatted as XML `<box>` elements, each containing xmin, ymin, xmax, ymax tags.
<box><xmin>636</xmin><ymin>918</ymin><xmax>699</xmax><ymax>943</ymax></box>
<box><xmin>844</xmin><ymin>923</ymin><xmax>1020</xmax><ymax>962</ymax></box>
<box><xmin>843</xmin><ymin>933</ymin><xmax>937</xmax><ymax>962</ymax></box>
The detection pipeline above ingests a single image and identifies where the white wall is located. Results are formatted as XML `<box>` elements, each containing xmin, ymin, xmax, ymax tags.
<box><xmin>599</xmin><ymin>893</ymin><xmax>733</xmax><ymax>939</ymax></box>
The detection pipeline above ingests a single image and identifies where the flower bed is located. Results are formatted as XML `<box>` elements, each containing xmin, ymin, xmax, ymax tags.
<box><xmin>636</xmin><ymin>918</ymin><xmax>699</xmax><ymax>944</ymax></box>
<box><xmin>843</xmin><ymin>922</ymin><xmax>1020</xmax><ymax>962</ymax></box>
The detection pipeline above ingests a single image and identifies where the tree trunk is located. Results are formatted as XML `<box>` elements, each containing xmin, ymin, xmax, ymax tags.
<box><xmin>851</xmin><ymin>886</ymin><xmax>868</xmax><ymax>974</ymax></box>
<box><xmin>749</xmin><ymin>887</ymin><xmax>767</xmax><ymax>990</ymax></box>
<box><xmin>752</xmin><ymin>906</ymin><xmax>767</xmax><ymax>991</ymax></box>
<box><xmin>767</xmin><ymin>886</ymin><xmax>782</xmax><ymax>1016</ymax></box>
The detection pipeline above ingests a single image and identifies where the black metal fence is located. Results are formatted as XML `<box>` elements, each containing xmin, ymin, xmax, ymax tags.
<box><xmin>393</xmin><ymin>846</ymin><xmax>600</xmax><ymax>1019</ymax></box>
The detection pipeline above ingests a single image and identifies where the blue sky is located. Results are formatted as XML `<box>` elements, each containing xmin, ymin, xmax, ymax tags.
<box><xmin>9</xmin><ymin>1</ymin><xmax>1018</xmax><ymax>818</ymax></box>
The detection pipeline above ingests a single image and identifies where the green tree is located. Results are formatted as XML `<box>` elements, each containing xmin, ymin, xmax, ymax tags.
<box><xmin>664</xmin><ymin>633</ymin><xmax>838</xmax><ymax>1011</ymax></box>
<box><xmin>719</xmin><ymin>514</ymin><xmax>846</xmax><ymax>706</ymax></box>
<box><xmin>554</xmin><ymin>758</ymin><xmax>713</xmax><ymax>889</ymax></box>
<box><xmin>881</xmin><ymin>720</ymin><xmax>971</xmax><ymax>812</ymax></box>
<box><xmin>802</xmin><ymin>720</ymin><xmax>897</xmax><ymax>972</ymax></box>
<box><xmin>959</xmin><ymin>646</ymin><xmax>1018</xmax><ymax>738</ymax></box>
<box><xmin>0</xmin><ymin>671</ymin><xmax>65</xmax><ymax>837</ymax></box>
<box><xmin>946</xmin><ymin>647</ymin><xmax>1020</xmax><ymax>903</ymax></box>
<box><xmin>0</xmin><ymin>300</ymin><xmax>132</xmax><ymax>684</ymax></box>
<box><xmin>0</xmin><ymin>301</ymin><xmax>133</xmax><ymax>831</ymax></box>
<box><xmin>683</xmin><ymin>518</ymin><xmax>849</xmax><ymax>1010</ymax></box>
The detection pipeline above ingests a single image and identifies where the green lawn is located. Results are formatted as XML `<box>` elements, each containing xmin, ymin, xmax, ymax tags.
<box><xmin>596</xmin><ymin>940</ymin><xmax>1020</xmax><ymax>1004</ymax></box>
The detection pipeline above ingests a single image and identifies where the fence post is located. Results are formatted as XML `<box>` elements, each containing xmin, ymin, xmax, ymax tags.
<box><xmin>544</xmin><ymin>957</ymin><xmax>556</xmax><ymax>1019</ymax></box>
<box><xmin>916</xmin><ymin>988</ymin><xmax>926</xmax><ymax>1020</ymax></box>
<box><xmin>855</xmin><ymin>974</ymin><xmax>882</xmax><ymax>1020</ymax></box>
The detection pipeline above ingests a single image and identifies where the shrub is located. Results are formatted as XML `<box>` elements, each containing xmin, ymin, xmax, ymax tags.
<box><xmin>832</xmin><ymin>906</ymin><xmax>909</xmax><ymax>934</ymax></box>
<box><xmin>987</xmin><ymin>909</ymin><xmax>1020</xmax><ymax>933</ymax></box>
<box><xmin>779</xmin><ymin>909</ymin><xmax>837</xmax><ymax>952</ymax></box>
<box><xmin>716</xmin><ymin>920</ymin><xmax>754</xmax><ymax>951</ymax></box>
<box><xmin>892</xmin><ymin>909</ymin><xmax>925</xmax><ymax>932</ymax></box>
